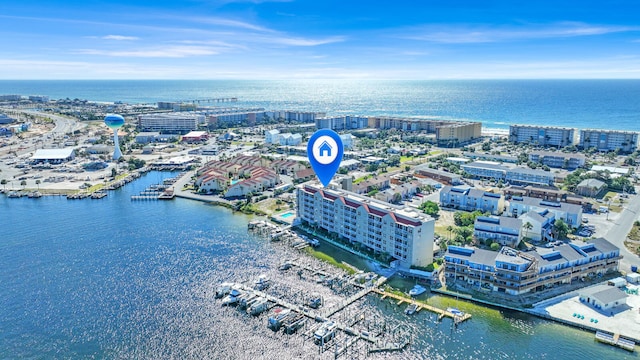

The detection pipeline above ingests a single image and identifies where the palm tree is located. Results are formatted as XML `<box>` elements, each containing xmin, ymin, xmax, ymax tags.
<box><xmin>523</xmin><ymin>222</ymin><xmax>533</xmax><ymax>240</ymax></box>
<box><xmin>35</xmin><ymin>179</ymin><xmax>41</xmax><ymax>190</ymax></box>
<box><xmin>446</xmin><ymin>225</ymin><xmax>453</xmax><ymax>242</ymax></box>
<box><xmin>20</xmin><ymin>180</ymin><xmax>27</xmax><ymax>189</ymax></box>
<box><xmin>0</xmin><ymin>179</ymin><xmax>6</xmax><ymax>191</ymax></box>
<box><xmin>604</xmin><ymin>195</ymin><xmax>612</xmax><ymax>220</ymax></box>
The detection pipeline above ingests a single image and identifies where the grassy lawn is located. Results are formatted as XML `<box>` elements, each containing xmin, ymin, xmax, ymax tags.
<box><xmin>353</xmin><ymin>175</ymin><xmax>371</xmax><ymax>184</ymax></box>
<box><xmin>302</xmin><ymin>247</ymin><xmax>357</xmax><ymax>275</ymax></box>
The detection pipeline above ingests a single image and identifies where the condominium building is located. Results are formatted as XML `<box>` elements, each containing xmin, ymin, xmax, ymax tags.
<box><xmin>579</xmin><ymin>129</ymin><xmax>639</xmax><ymax>153</ymax></box>
<box><xmin>508</xmin><ymin>196</ymin><xmax>582</xmax><ymax>227</ymax></box>
<box><xmin>435</xmin><ymin>121</ymin><xmax>482</xmax><ymax>147</ymax></box>
<box><xmin>137</xmin><ymin>113</ymin><xmax>206</xmax><ymax>134</ymax></box>
<box><xmin>207</xmin><ymin>110</ymin><xmax>264</xmax><ymax>128</ymax></box>
<box><xmin>297</xmin><ymin>183</ymin><xmax>435</xmax><ymax>268</ymax></box>
<box><xmin>528</xmin><ymin>151</ymin><xmax>586</xmax><ymax>169</ymax></box>
<box><xmin>368</xmin><ymin>117</ymin><xmax>481</xmax><ymax>146</ymax></box>
<box><xmin>509</xmin><ymin>125</ymin><xmax>577</xmax><ymax>147</ymax></box>
<box><xmin>461</xmin><ymin>161</ymin><xmax>555</xmax><ymax>186</ymax></box>
<box><xmin>444</xmin><ymin>238</ymin><xmax>621</xmax><ymax>295</ymax></box>
<box><xmin>474</xmin><ymin>216</ymin><xmax>523</xmax><ymax>247</ymax></box>
<box><xmin>315</xmin><ymin>116</ymin><xmax>369</xmax><ymax>130</ymax></box>
<box><xmin>439</xmin><ymin>186</ymin><xmax>505</xmax><ymax>215</ymax></box>
<box><xmin>266</xmin><ymin>110</ymin><xmax>325</xmax><ymax>123</ymax></box>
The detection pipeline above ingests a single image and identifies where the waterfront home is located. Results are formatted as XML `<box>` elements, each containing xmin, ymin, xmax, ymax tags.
<box><xmin>439</xmin><ymin>185</ymin><xmax>505</xmax><ymax>215</ymax></box>
<box><xmin>444</xmin><ymin>238</ymin><xmax>621</xmax><ymax>295</ymax></box>
<box><xmin>578</xmin><ymin>285</ymin><xmax>628</xmax><ymax>312</ymax></box>
<box><xmin>508</xmin><ymin>196</ymin><xmax>582</xmax><ymax>228</ymax></box>
<box><xmin>297</xmin><ymin>182</ymin><xmax>435</xmax><ymax>268</ymax></box>
<box><xmin>473</xmin><ymin>216</ymin><xmax>522</xmax><ymax>247</ymax></box>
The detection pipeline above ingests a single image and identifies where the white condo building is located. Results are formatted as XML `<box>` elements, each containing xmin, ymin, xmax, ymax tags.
<box><xmin>509</xmin><ymin>124</ymin><xmax>577</xmax><ymax>147</ymax></box>
<box><xmin>297</xmin><ymin>183</ymin><xmax>435</xmax><ymax>268</ymax></box>
<box><xmin>137</xmin><ymin>113</ymin><xmax>205</xmax><ymax>134</ymax></box>
<box><xmin>579</xmin><ymin>129</ymin><xmax>639</xmax><ymax>153</ymax></box>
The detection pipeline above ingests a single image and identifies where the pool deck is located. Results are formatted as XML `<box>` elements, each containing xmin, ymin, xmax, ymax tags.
<box><xmin>530</xmin><ymin>283</ymin><xmax>640</xmax><ymax>344</ymax></box>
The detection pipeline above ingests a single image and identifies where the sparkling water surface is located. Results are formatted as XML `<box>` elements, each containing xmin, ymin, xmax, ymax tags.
<box><xmin>0</xmin><ymin>79</ymin><xmax>639</xmax><ymax>131</ymax></box>
<box><xmin>1</xmin><ymin>173</ymin><xmax>637</xmax><ymax>359</ymax></box>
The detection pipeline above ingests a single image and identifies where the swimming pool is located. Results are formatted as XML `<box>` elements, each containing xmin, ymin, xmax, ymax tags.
<box><xmin>281</xmin><ymin>212</ymin><xmax>295</xmax><ymax>219</ymax></box>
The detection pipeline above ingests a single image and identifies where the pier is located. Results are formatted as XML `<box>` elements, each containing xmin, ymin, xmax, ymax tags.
<box><xmin>374</xmin><ymin>289</ymin><xmax>472</xmax><ymax>324</ymax></box>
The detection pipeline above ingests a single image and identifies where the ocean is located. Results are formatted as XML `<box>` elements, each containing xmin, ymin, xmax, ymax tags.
<box><xmin>0</xmin><ymin>79</ymin><xmax>639</xmax><ymax>131</ymax></box>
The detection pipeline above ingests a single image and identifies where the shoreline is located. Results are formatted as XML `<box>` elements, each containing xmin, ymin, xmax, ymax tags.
<box><xmin>166</xmin><ymin>178</ymin><xmax>640</xmax><ymax>349</ymax></box>
<box><xmin>3</xmin><ymin>169</ymin><xmax>639</xmax><ymax>351</ymax></box>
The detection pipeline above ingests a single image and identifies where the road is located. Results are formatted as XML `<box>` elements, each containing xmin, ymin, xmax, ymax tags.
<box><xmin>603</xmin><ymin>187</ymin><xmax>640</xmax><ymax>272</ymax></box>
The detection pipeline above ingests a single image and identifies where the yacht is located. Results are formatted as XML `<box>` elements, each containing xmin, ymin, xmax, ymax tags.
<box><xmin>409</xmin><ymin>284</ymin><xmax>427</xmax><ymax>296</ymax></box>
<box><xmin>221</xmin><ymin>288</ymin><xmax>243</xmax><ymax>306</ymax></box>
<box><xmin>215</xmin><ymin>282</ymin><xmax>234</xmax><ymax>298</ymax></box>
<box><xmin>447</xmin><ymin>307</ymin><xmax>465</xmax><ymax>317</ymax></box>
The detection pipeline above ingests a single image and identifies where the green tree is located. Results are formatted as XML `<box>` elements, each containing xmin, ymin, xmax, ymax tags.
<box><xmin>1</xmin><ymin>179</ymin><xmax>6</xmax><ymax>191</ymax></box>
<box><xmin>552</xmin><ymin>219</ymin><xmax>569</xmax><ymax>240</ymax></box>
<box><xmin>20</xmin><ymin>180</ymin><xmax>27</xmax><ymax>189</ymax></box>
<box><xmin>490</xmin><ymin>242</ymin><xmax>501</xmax><ymax>251</ymax></box>
<box><xmin>35</xmin><ymin>179</ymin><xmax>41</xmax><ymax>190</ymax></box>
<box><xmin>523</xmin><ymin>222</ymin><xmax>533</xmax><ymax>240</ymax></box>
<box><xmin>419</xmin><ymin>200</ymin><xmax>440</xmax><ymax>217</ymax></box>
<box><xmin>446</xmin><ymin>225</ymin><xmax>453</xmax><ymax>241</ymax></box>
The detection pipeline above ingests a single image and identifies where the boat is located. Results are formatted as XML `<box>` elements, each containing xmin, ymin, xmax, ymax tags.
<box><xmin>238</xmin><ymin>292</ymin><xmax>258</xmax><ymax>309</ymax></box>
<box><xmin>221</xmin><ymin>288</ymin><xmax>243</xmax><ymax>306</ymax></box>
<box><xmin>313</xmin><ymin>320</ymin><xmax>337</xmax><ymax>344</ymax></box>
<box><xmin>215</xmin><ymin>282</ymin><xmax>234</xmax><ymax>298</ymax></box>
<box><xmin>278</xmin><ymin>261</ymin><xmax>293</xmax><ymax>271</ymax></box>
<box><xmin>409</xmin><ymin>284</ymin><xmax>427</xmax><ymax>296</ymax></box>
<box><xmin>7</xmin><ymin>191</ymin><xmax>22</xmax><ymax>198</ymax></box>
<box><xmin>268</xmin><ymin>308</ymin><xmax>292</xmax><ymax>330</ymax></box>
<box><xmin>27</xmin><ymin>191</ymin><xmax>42</xmax><ymax>198</ymax></box>
<box><xmin>404</xmin><ymin>303</ymin><xmax>418</xmax><ymax>315</ymax></box>
<box><xmin>283</xmin><ymin>313</ymin><xmax>306</xmax><ymax>334</ymax></box>
<box><xmin>247</xmin><ymin>298</ymin><xmax>270</xmax><ymax>315</ymax></box>
<box><xmin>255</xmin><ymin>274</ymin><xmax>271</xmax><ymax>290</ymax></box>
<box><xmin>447</xmin><ymin>307</ymin><xmax>465</xmax><ymax>317</ymax></box>
<box><xmin>307</xmin><ymin>294</ymin><xmax>323</xmax><ymax>309</ymax></box>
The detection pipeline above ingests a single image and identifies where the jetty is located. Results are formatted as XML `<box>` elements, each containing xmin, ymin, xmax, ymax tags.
<box><xmin>595</xmin><ymin>331</ymin><xmax>636</xmax><ymax>352</ymax></box>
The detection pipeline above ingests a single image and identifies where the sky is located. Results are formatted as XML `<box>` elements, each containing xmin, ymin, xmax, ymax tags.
<box><xmin>1</xmin><ymin>0</ymin><xmax>639</xmax><ymax>79</ymax></box>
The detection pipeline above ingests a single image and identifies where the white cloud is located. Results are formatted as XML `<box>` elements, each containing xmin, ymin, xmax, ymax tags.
<box><xmin>76</xmin><ymin>45</ymin><xmax>219</xmax><ymax>58</ymax></box>
<box><xmin>402</xmin><ymin>22</ymin><xmax>640</xmax><ymax>44</ymax></box>
<box><xmin>102</xmin><ymin>35</ymin><xmax>139</xmax><ymax>41</ymax></box>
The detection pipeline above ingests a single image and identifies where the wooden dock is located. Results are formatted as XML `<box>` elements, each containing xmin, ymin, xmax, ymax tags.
<box><xmin>373</xmin><ymin>289</ymin><xmax>472</xmax><ymax>323</ymax></box>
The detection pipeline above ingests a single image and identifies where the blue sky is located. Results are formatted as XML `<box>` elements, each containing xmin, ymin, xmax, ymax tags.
<box><xmin>1</xmin><ymin>0</ymin><xmax>639</xmax><ymax>79</ymax></box>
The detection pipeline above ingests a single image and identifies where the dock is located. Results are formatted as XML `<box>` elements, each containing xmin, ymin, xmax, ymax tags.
<box><xmin>373</xmin><ymin>289</ymin><xmax>472</xmax><ymax>324</ymax></box>
<box><xmin>595</xmin><ymin>331</ymin><xmax>636</xmax><ymax>352</ymax></box>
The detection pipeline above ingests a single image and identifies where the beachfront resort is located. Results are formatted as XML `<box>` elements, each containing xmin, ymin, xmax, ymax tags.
<box><xmin>2</xmin><ymin>94</ymin><xmax>640</xmax><ymax>353</ymax></box>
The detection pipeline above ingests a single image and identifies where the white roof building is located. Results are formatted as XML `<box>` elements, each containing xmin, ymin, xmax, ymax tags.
<box><xmin>31</xmin><ymin>148</ymin><xmax>76</xmax><ymax>164</ymax></box>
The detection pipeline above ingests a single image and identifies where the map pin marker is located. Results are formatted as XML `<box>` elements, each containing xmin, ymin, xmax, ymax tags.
<box><xmin>307</xmin><ymin>129</ymin><xmax>344</xmax><ymax>187</ymax></box>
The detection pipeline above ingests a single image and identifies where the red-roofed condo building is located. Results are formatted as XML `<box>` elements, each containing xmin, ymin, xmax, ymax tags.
<box><xmin>297</xmin><ymin>183</ymin><xmax>435</xmax><ymax>268</ymax></box>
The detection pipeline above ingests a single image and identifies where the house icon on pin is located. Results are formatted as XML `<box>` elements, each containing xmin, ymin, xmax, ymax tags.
<box><xmin>318</xmin><ymin>141</ymin><xmax>332</xmax><ymax>157</ymax></box>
